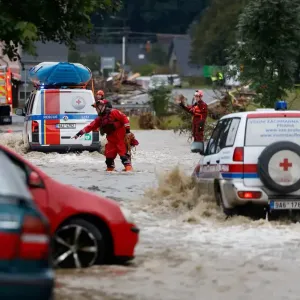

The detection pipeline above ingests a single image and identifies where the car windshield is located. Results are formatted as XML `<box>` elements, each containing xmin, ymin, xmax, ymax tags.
<box><xmin>245</xmin><ymin>117</ymin><xmax>300</xmax><ymax>146</ymax></box>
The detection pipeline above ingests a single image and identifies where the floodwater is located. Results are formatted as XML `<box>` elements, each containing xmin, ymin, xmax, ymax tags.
<box><xmin>1</xmin><ymin>125</ymin><xmax>300</xmax><ymax>300</ymax></box>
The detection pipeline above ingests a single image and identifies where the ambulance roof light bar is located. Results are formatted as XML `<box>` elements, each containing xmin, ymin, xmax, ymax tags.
<box><xmin>275</xmin><ymin>100</ymin><xmax>287</xmax><ymax>111</ymax></box>
<box><xmin>34</xmin><ymin>83</ymin><xmax>88</xmax><ymax>90</ymax></box>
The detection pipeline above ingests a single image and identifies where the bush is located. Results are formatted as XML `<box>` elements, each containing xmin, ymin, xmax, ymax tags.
<box><xmin>138</xmin><ymin>112</ymin><xmax>156</xmax><ymax>129</ymax></box>
<box><xmin>148</xmin><ymin>85</ymin><xmax>172</xmax><ymax>117</ymax></box>
<box><xmin>134</xmin><ymin>64</ymin><xmax>158</xmax><ymax>76</ymax></box>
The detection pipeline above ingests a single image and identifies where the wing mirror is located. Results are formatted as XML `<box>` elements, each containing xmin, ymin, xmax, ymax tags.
<box><xmin>28</xmin><ymin>171</ymin><xmax>43</xmax><ymax>187</ymax></box>
<box><xmin>15</xmin><ymin>108</ymin><xmax>25</xmax><ymax>116</ymax></box>
<box><xmin>191</xmin><ymin>141</ymin><xmax>204</xmax><ymax>155</ymax></box>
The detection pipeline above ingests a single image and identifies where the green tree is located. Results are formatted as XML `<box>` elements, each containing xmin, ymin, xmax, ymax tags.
<box><xmin>230</xmin><ymin>0</ymin><xmax>300</xmax><ymax>107</ymax></box>
<box><xmin>148</xmin><ymin>85</ymin><xmax>172</xmax><ymax>117</ymax></box>
<box><xmin>82</xmin><ymin>53</ymin><xmax>101</xmax><ymax>72</ymax></box>
<box><xmin>147</xmin><ymin>44</ymin><xmax>168</xmax><ymax>65</ymax></box>
<box><xmin>190</xmin><ymin>0</ymin><xmax>249</xmax><ymax>65</ymax></box>
<box><xmin>0</xmin><ymin>0</ymin><xmax>121</xmax><ymax>60</ymax></box>
<box><xmin>68</xmin><ymin>50</ymin><xmax>82</xmax><ymax>63</ymax></box>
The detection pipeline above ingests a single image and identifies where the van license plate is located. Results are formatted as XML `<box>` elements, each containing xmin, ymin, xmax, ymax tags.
<box><xmin>56</xmin><ymin>123</ymin><xmax>76</xmax><ymax>129</ymax></box>
<box><xmin>269</xmin><ymin>200</ymin><xmax>300</xmax><ymax>210</ymax></box>
<box><xmin>3</xmin><ymin>118</ymin><xmax>10</xmax><ymax>122</ymax></box>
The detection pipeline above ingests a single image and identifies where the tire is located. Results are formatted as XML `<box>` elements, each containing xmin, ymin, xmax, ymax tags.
<box><xmin>258</xmin><ymin>141</ymin><xmax>300</xmax><ymax>193</ymax></box>
<box><xmin>52</xmin><ymin>218</ymin><xmax>106</xmax><ymax>269</ymax></box>
<box><xmin>215</xmin><ymin>184</ymin><xmax>236</xmax><ymax>216</ymax></box>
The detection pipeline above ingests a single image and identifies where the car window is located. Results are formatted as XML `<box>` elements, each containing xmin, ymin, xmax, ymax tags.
<box><xmin>0</xmin><ymin>150</ymin><xmax>30</xmax><ymax>183</ymax></box>
<box><xmin>28</xmin><ymin>94</ymin><xmax>36</xmax><ymax>114</ymax></box>
<box><xmin>25</xmin><ymin>94</ymin><xmax>35</xmax><ymax>115</ymax></box>
<box><xmin>205</xmin><ymin>121</ymin><xmax>223</xmax><ymax>155</ymax></box>
<box><xmin>225</xmin><ymin>118</ymin><xmax>240</xmax><ymax>146</ymax></box>
<box><xmin>205</xmin><ymin>119</ymin><xmax>231</xmax><ymax>155</ymax></box>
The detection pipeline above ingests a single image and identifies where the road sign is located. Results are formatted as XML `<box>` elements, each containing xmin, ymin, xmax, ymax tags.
<box><xmin>101</xmin><ymin>57</ymin><xmax>115</xmax><ymax>70</ymax></box>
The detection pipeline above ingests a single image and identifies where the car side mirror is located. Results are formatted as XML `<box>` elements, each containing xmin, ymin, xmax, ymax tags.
<box><xmin>15</xmin><ymin>108</ymin><xmax>25</xmax><ymax>116</ymax></box>
<box><xmin>28</xmin><ymin>171</ymin><xmax>43</xmax><ymax>187</ymax></box>
<box><xmin>191</xmin><ymin>141</ymin><xmax>204</xmax><ymax>155</ymax></box>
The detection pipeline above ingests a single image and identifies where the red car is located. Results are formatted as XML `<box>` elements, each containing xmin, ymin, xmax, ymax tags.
<box><xmin>0</xmin><ymin>144</ymin><xmax>139</xmax><ymax>268</ymax></box>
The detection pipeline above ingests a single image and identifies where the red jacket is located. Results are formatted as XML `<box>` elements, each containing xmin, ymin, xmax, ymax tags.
<box><xmin>180</xmin><ymin>101</ymin><xmax>208</xmax><ymax>121</ymax></box>
<box><xmin>81</xmin><ymin>109</ymin><xmax>130</xmax><ymax>142</ymax></box>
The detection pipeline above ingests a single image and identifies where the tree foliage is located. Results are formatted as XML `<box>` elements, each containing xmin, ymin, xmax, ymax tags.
<box><xmin>0</xmin><ymin>0</ymin><xmax>121</xmax><ymax>60</ymax></box>
<box><xmin>229</xmin><ymin>0</ymin><xmax>300</xmax><ymax>107</ymax></box>
<box><xmin>190</xmin><ymin>0</ymin><xmax>249</xmax><ymax>65</ymax></box>
<box><xmin>148</xmin><ymin>85</ymin><xmax>172</xmax><ymax>117</ymax></box>
<box><xmin>147</xmin><ymin>44</ymin><xmax>168</xmax><ymax>65</ymax></box>
<box><xmin>92</xmin><ymin>0</ymin><xmax>208</xmax><ymax>35</ymax></box>
<box><xmin>68</xmin><ymin>50</ymin><xmax>100</xmax><ymax>72</ymax></box>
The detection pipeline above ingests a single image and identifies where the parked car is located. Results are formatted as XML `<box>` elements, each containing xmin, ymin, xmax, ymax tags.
<box><xmin>0</xmin><ymin>144</ymin><xmax>140</xmax><ymax>269</ymax></box>
<box><xmin>148</xmin><ymin>74</ymin><xmax>181</xmax><ymax>90</ymax></box>
<box><xmin>15</xmin><ymin>88</ymin><xmax>100</xmax><ymax>152</ymax></box>
<box><xmin>191</xmin><ymin>105</ymin><xmax>300</xmax><ymax>218</ymax></box>
<box><xmin>0</xmin><ymin>151</ymin><xmax>54</xmax><ymax>300</ymax></box>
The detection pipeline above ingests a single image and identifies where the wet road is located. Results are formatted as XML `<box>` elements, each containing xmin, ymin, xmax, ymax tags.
<box><xmin>1</xmin><ymin>121</ymin><xmax>300</xmax><ymax>299</ymax></box>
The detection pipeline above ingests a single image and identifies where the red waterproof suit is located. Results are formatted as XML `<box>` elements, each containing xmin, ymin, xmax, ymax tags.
<box><xmin>180</xmin><ymin>101</ymin><xmax>208</xmax><ymax>142</ymax></box>
<box><xmin>80</xmin><ymin>108</ymin><xmax>131</xmax><ymax>168</ymax></box>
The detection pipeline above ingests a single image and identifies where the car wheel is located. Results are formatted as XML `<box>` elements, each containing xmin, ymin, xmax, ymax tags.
<box><xmin>215</xmin><ymin>185</ymin><xmax>236</xmax><ymax>217</ymax></box>
<box><xmin>52</xmin><ymin>218</ymin><xmax>106</xmax><ymax>268</ymax></box>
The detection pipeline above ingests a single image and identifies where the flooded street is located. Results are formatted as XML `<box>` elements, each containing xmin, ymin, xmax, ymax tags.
<box><xmin>2</xmin><ymin>126</ymin><xmax>300</xmax><ymax>299</ymax></box>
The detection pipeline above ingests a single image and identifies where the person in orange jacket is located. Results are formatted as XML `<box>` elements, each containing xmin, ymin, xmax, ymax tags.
<box><xmin>73</xmin><ymin>99</ymin><xmax>138</xmax><ymax>172</ymax></box>
<box><xmin>179</xmin><ymin>90</ymin><xmax>208</xmax><ymax>142</ymax></box>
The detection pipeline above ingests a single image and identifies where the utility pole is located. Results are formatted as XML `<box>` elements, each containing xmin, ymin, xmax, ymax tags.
<box><xmin>110</xmin><ymin>16</ymin><xmax>128</xmax><ymax>67</ymax></box>
<box><xmin>122</xmin><ymin>18</ymin><xmax>126</xmax><ymax>66</ymax></box>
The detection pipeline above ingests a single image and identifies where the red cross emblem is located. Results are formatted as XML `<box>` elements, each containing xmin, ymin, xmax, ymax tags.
<box><xmin>279</xmin><ymin>158</ymin><xmax>292</xmax><ymax>171</ymax></box>
<box><xmin>76</xmin><ymin>99</ymin><xmax>81</xmax><ymax>105</ymax></box>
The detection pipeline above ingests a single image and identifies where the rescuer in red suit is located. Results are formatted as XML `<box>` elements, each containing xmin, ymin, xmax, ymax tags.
<box><xmin>73</xmin><ymin>99</ymin><xmax>138</xmax><ymax>172</ymax></box>
<box><xmin>179</xmin><ymin>90</ymin><xmax>208</xmax><ymax>142</ymax></box>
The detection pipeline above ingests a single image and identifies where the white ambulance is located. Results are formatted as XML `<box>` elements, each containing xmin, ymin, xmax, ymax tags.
<box><xmin>16</xmin><ymin>88</ymin><xmax>100</xmax><ymax>152</ymax></box>
<box><xmin>192</xmin><ymin>102</ymin><xmax>300</xmax><ymax>217</ymax></box>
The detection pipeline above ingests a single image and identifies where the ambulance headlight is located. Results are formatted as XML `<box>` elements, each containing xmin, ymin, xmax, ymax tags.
<box><xmin>119</xmin><ymin>206</ymin><xmax>135</xmax><ymax>223</ymax></box>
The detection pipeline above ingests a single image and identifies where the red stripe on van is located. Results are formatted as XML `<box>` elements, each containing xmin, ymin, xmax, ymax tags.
<box><xmin>247</xmin><ymin>113</ymin><xmax>300</xmax><ymax>118</ymax></box>
<box><xmin>45</xmin><ymin>90</ymin><xmax>60</xmax><ymax>145</ymax></box>
<box><xmin>227</xmin><ymin>164</ymin><xmax>257</xmax><ymax>173</ymax></box>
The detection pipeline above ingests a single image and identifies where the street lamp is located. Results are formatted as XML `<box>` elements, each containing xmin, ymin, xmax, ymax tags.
<box><xmin>110</xmin><ymin>16</ymin><xmax>128</xmax><ymax>66</ymax></box>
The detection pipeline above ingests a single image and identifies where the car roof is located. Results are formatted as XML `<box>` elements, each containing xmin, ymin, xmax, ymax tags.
<box><xmin>0</xmin><ymin>151</ymin><xmax>32</xmax><ymax>200</ymax></box>
<box><xmin>220</xmin><ymin>109</ymin><xmax>300</xmax><ymax>120</ymax></box>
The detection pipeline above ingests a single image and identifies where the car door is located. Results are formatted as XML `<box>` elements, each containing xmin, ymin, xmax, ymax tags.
<box><xmin>201</xmin><ymin>118</ymin><xmax>232</xmax><ymax>192</ymax></box>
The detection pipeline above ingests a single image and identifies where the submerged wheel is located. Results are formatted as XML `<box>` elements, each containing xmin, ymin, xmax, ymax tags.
<box><xmin>215</xmin><ymin>185</ymin><xmax>236</xmax><ymax>216</ymax></box>
<box><xmin>52</xmin><ymin>218</ymin><xmax>106</xmax><ymax>268</ymax></box>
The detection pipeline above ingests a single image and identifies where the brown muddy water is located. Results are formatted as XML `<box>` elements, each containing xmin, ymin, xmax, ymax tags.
<box><xmin>1</xmin><ymin>129</ymin><xmax>300</xmax><ymax>300</ymax></box>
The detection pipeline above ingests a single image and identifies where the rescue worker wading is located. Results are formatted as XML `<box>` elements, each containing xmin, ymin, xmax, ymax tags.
<box><xmin>179</xmin><ymin>90</ymin><xmax>208</xmax><ymax>142</ymax></box>
<box><xmin>73</xmin><ymin>99</ymin><xmax>137</xmax><ymax>172</ymax></box>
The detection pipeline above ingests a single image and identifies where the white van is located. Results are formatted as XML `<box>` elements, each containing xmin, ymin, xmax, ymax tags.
<box><xmin>16</xmin><ymin>88</ymin><xmax>100</xmax><ymax>152</ymax></box>
<box><xmin>192</xmin><ymin>107</ymin><xmax>300</xmax><ymax>218</ymax></box>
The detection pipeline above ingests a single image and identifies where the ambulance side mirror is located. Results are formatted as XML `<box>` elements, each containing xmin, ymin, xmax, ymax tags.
<box><xmin>15</xmin><ymin>108</ymin><xmax>25</xmax><ymax>116</ymax></box>
<box><xmin>191</xmin><ymin>141</ymin><xmax>204</xmax><ymax>155</ymax></box>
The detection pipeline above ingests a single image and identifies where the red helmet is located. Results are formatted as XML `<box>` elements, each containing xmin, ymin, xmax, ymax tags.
<box><xmin>96</xmin><ymin>90</ymin><xmax>105</xmax><ymax>97</ymax></box>
<box><xmin>195</xmin><ymin>90</ymin><xmax>204</xmax><ymax>97</ymax></box>
<box><xmin>91</xmin><ymin>99</ymin><xmax>109</xmax><ymax>108</ymax></box>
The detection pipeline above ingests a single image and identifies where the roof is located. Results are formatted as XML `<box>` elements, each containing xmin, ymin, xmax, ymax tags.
<box><xmin>76</xmin><ymin>43</ymin><xmax>149</xmax><ymax>67</ymax></box>
<box><xmin>169</xmin><ymin>36</ymin><xmax>201</xmax><ymax>77</ymax></box>
<box><xmin>221</xmin><ymin>109</ymin><xmax>300</xmax><ymax>119</ymax></box>
<box><xmin>21</xmin><ymin>42</ymin><xmax>68</xmax><ymax>64</ymax></box>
